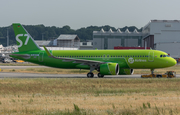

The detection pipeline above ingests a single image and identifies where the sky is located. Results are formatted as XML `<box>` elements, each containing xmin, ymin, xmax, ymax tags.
<box><xmin>1</xmin><ymin>0</ymin><xmax>180</xmax><ymax>29</ymax></box>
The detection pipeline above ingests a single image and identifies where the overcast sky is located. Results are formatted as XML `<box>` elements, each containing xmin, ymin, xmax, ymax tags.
<box><xmin>1</xmin><ymin>0</ymin><xmax>180</xmax><ymax>29</ymax></box>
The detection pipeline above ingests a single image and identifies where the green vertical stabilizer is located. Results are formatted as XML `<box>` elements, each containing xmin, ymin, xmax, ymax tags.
<box><xmin>12</xmin><ymin>23</ymin><xmax>41</xmax><ymax>52</ymax></box>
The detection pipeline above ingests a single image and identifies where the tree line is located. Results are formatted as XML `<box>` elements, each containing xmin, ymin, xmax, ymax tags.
<box><xmin>0</xmin><ymin>24</ymin><xmax>142</xmax><ymax>46</ymax></box>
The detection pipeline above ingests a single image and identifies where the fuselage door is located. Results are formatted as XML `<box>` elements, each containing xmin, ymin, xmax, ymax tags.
<box><xmin>39</xmin><ymin>52</ymin><xmax>44</xmax><ymax>62</ymax></box>
<box><xmin>148</xmin><ymin>51</ymin><xmax>154</xmax><ymax>62</ymax></box>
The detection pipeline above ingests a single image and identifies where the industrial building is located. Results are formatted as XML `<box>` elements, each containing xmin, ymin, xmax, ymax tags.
<box><xmin>80</xmin><ymin>40</ymin><xmax>93</xmax><ymax>50</ymax></box>
<box><xmin>142</xmin><ymin>20</ymin><xmax>180</xmax><ymax>58</ymax></box>
<box><xmin>93</xmin><ymin>28</ymin><xmax>143</xmax><ymax>49</ymax></box>
<box><xmin>53</xmin><ymin>34</ymin><xmax>80</xmax><ymax>48</ymax></box>
<box><xmin>35</xmin><ymin>34</ymin><xmax>80</xmax><ymax>50</ymax></box>
<box><xmin>35</xmin><ymin>34</ymin><xmax>93</xmax><ymax>50</ymax></box>
<box><xmin>93</xmin><ymin>20</ymin><xmax>180</xmax><ymax>58</ymax></box>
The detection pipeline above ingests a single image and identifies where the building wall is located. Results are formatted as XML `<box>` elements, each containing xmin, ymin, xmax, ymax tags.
<box><xmin>125</xmin><ymin>38</ymin><xmax>138</xmax><ymax>47</ymax></box>
<box><xmin>144</xmin><ymin>35</ymin><xmax>154</xmax><ymax>48</ymax></box>
<box><xmin>108</xmin><ymin>38</ymin><xmax>121</xmax><ymax>49</ymax></box>
<box><xmin>93</xmin><ymin>38</ymin><xmax>104</xmax><ymax>49</ymax></box>
<box><xmin>155</xmin><ymin>42</ymin><xmax>180</xmax><ymax>58</ymax></box>
<box><xmin>79</xmin><ymin>42</ymin><xmax>93</xmax><ymax>50</ymax></box>
<box><xmin>93</xmin><ymin>31</ymin><xmax>142</xmax><ymax>49</ymax></box>
<box><xmin>142</xmin><ymin>20</ymin><xmax>180</xmax><ymax>57</ymax></box>
<box><xmin>80</xmin><ymin>42</ymin><xmax>93</xmax><ymax>46</ymax></box>
<box><xmin>57</xmin><ymin>40</ymin><xmax>73</xmax><ymax>47</ymax></box>
<box><xmin>143</xmin><ymin>20</ymin><xmax>180</xmax><ymax>43</ymax></box>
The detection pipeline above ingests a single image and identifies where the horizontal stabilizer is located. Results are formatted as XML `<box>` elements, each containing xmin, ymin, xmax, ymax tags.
<box><xmin>10</xmin><ymin>54</ymin><xmax>30</xmax><ymax>59</ymax></box>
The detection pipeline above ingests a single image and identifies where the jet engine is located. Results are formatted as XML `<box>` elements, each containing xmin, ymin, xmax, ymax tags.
<box><xmin>118</xmin><ymin>69</ymin><xmax>134</xmax><ymax>75</ymax></box>
<box><xmin>99</xmin><ymin>63</ymin><xmax>119</xmax><ymax>75</ymax></box>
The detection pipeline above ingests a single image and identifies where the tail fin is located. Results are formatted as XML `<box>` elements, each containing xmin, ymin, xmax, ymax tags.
<box><xmin>12</xmin><ymin>23</ymin><xmax>41</xmax><ymax>52</ymax></box>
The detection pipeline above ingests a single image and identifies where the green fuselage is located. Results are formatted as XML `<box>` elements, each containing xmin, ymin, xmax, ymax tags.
<box><xmin>10</xmin><ymin>23</ymin><xmax>177</xmax><ymax>77</ymax></box>
<box><xmin>11</xmin><ymin>49</ymin><xmax>176</xmax><ymax>70</ymax></box>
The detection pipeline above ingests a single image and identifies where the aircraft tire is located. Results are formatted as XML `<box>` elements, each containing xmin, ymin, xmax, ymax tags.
<box><xmin>157</xmin><ymin>75</ymin><xmax>162</xmax><ymax>78</ymax></box>
<box><xmin>97</xmin><ymin>73</ymin><xmax>104</xmax><ymax>78</ymax></box>
<box><xmin>87</xmin><ymin>72</ymin><xmax>94</xmax><ymax>78</ymax></box>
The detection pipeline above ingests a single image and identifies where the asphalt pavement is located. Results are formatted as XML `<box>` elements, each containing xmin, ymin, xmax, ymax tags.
<box><xmin>0</xmin><ymin>72</ymin><xmax>179</xmax><ymax>78</ymax></box>
<box><xmin>0</xmin><ymin>66</ymin><xmax>179</xmax><ymax>78</ymax></box>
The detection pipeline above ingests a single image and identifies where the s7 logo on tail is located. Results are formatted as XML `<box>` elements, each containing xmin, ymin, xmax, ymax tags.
<box><xmin>16</xmin><ymin>34</ymin><xmax>30</xmax><ymax>47</ymax></box>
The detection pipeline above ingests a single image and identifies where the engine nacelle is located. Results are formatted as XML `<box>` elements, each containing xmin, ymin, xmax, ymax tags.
<box><xmin>118</xmin><ymin>69</ymin><xmax>134</xmax><ymax>75</ymax></box>
<box><xmin>100</xmin><ymin>63</ymin><xmax>119</xmax><ymax>75</ymax></box>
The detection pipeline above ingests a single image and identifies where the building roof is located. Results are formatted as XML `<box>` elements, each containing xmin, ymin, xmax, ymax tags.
<box><xmin>35</xmin><ymin>40</ymin><xmax>51</xmax><ymax>46</ymax></box>
<box><xmin>100</xmin><ymin>28</ymin><xmax>105</xmax><ymax>33</ymax></box>
<box><xmin>93</xmin><ymin>29</ymin><xmax>141</xmax><ymax>35</ymax></box>
<box><xmin>133</xmin><ymin>29</ymin><xmax>139</xmax><ymax>33</ymax></box>
<box><xmin>117</xmin><ymin>29</ymin><xmax>122</xmax><ymax>33</ymax></box>
<box><xmin>57</xmin><ymin>34</ymin><xmax>80</xmax><ymax>40</ymax></box>
<box><xmin>125</xmin><ymin>29</ymin><xmax>130</xmax><ymax>33</ymax></box>
<box><xmin>143</xmin><ymin>20</ymin><xmax>180</xmax><ymax>29</ymax></box>
<box><xmin>108</xmin><ymin>28</ymin><xmax>113</xmax><ymax>33</ymax></box>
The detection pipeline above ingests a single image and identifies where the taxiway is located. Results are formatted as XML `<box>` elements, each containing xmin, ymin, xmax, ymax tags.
<box><xmin>0</xmin><ymin>66</ymin><xmax>179</xmax><ymax>78</ymax></box>
<box><xmin>0</xmin><ymin>72</ymin><xmax>179</xmax><ymax>78</ymax></box>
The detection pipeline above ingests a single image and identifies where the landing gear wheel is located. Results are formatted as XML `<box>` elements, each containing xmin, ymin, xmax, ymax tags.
<box><xmin>98</xmin><ymin>73</ymin><xmax>104</xmax><ymax>78</ymax></box>
<box><xmin>87</xmin><ymin>72</ymin><xmax>94</xmax><ymax>78</ymax></box>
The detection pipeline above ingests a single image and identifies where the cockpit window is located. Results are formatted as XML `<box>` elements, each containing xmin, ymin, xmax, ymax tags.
<box><xmin>160</xmin><ymin>54</ymin><xmax>170</xmax><ymax>58</ymax></box>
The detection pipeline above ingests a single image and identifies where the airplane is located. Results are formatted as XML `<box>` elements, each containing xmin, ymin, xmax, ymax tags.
<box><xmin>10</xmin><ymin>23</ymin><xmax>177</xmax><ymax>78</ymax></box>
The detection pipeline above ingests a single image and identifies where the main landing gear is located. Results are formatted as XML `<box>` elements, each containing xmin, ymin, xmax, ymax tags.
<box><xmin>87</xmin><ymin>72</ymin><xmax>104</xmax><ymax>78</ymax></box>
<box><xmin>87</xmin><ymin>72</ymin><xmax>94</xmax><ymax>78</ymax></box>
<box><xmin>86</xmin><ymin>66</ymin><xmax>104</xmax><ymax>78</ymax></box>
<box><xmin>97</xmin><ymin>73</ymin><xmax>104</xmax><ymax>78</ymax></box>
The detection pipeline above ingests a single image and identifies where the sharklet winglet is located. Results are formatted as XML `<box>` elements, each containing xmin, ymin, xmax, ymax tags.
<box><xmin>43</xmin><ymin>46</ymin><xmax>53</xmax><ymax>57</ymax></box>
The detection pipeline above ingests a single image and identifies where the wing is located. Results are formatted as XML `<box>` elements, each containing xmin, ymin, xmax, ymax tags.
<box><xmin>43</xmin><ymin>46</ymin><xmax>106</xmax><ymax>66</ymax></box>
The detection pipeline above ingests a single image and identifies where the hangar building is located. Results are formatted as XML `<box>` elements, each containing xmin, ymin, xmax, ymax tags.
<box><xmin>93</xmin><ymin>28</ymin><xmax>142</xmax><ymax>49</ymax></box>
<box><xmin>143</xmin><ymin>20</ymin><xmax>180</xmax><ymax>58</ymax></box>
<box><xmin>35</xmin><ymin>34</ymin><xmax>80</xmax><ymax>50</ymax></box>
<box><xmin>93</xmin><ymin>20</ymin><xmax>180</xmax><ymax>58</ymax></box>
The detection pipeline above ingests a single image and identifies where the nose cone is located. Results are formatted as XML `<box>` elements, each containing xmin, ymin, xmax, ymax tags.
<box><xmin>168</xmin><ymin>58</ymin><xmax>177</xmax><ymax>67</ymax></box>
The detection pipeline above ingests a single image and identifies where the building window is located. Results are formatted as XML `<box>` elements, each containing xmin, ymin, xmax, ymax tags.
<box><xmin>83</xmin><ymin>42</ymin><xmax>87</xmax><ymax>45</ymax></box>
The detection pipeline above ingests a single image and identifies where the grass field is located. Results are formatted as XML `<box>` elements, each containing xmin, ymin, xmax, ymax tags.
<box><xmin>0</xmin><ymin>63</ymin><xmax>180</xmax><ymax>114</ymax></box>
<box><xmin>0</xmin><ymin>78</ymin><xmax>180</xmax><ymax>114</ymax></box>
